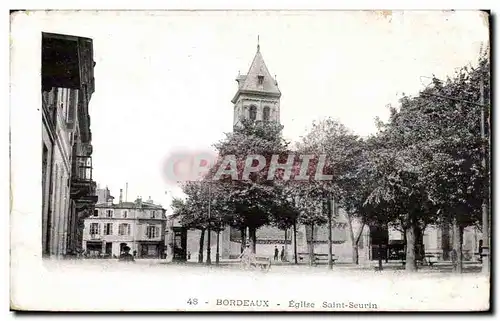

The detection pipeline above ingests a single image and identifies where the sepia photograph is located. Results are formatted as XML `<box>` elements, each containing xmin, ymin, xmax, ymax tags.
<box><xmin>9</xmin><ymin>8</ymin><xmax>491</xmax><ymax>312</ymax></box>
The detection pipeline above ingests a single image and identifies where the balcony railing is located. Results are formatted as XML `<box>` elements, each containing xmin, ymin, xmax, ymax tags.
<box><xmin>74</xmin><ymin>156</ymin><xmax>93</xmax><ymax>182</ymax></box>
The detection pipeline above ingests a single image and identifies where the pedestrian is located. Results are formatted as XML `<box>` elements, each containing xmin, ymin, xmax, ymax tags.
<box><xmin>280</xmin><ymin>246</ymin><xmax>285</xmax><ymax>262</ymax></box>
<box><xmin>119</xmin><ymin>246</ymin><xmax>135</xmax><ymax>262</ymax></box>
<box><xmin>133</xmin><ymin>250</ymin><xmax>137</xmax><ymax>258</ymax></box>
<box><xmin>274</xmin><ymin>246</ymin><xmax>279</xmax><ymax>261</ymax></box>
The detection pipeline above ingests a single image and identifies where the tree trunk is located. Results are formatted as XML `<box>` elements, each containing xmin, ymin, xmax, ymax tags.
<box><xmin>249</xmin><ymin>226</ymin><xmax>257</xmax><ymax>254</ymax></box>
<box><xmin>405</xmin><ymin>223</ymin><xmax>417</xmax><ymax>272</ymax></box>
<box><xmin>284</xmin><ymin>229</ymin><xmax>288</xmax><ymax>261</ymax></box>
<box><xmin>403</xmin><ymin>227</ymin><xmax>407</xmax><ymax>252</ymax></box>
<box><xmin>206</xmin><ymin>228</ymin><xmax>212</xmax><ymax>265</ymax></box>
<box><xmin>216</xmin><ymin>230</ymin><xmax>220</xmax><ymax>265</ymax></box>
<box><xmin>441</xmin><ymin>222</ymin><xmax>451</xmax><ymax>261</ymax></box>
<box><xmin>451</xmin><ymin>219</ymin><xmax>463</xmax><ymax>273</ymax></box>
<box><xmin>293</xmin><ymin>220</ymin><xmax>298</xmax><ymax>264</ymax></box>
<box><xmin>355</xmin><ymin>223</ymin><xmax>365</xmax><ymax>265</ymax></box>
<box><xmin>385</xmin><ymin>223</ymin><xmax>389</xmax><ymax>264</ymax></box>
<box><xmin>328</xmin><ymin>202</ymin><xmax>333</xmax><ymax>269</ymax></box>
<box><xmin>198</xmin><ymin>228</ymin><xmax>205</xmax><ymax>263</ymax></box>
<box><xmin>240</xmin><ymin>228</ymin><xmax>246</xmax><ymax>253</ymax></box>
<box><xmin>347</xmin><ymin>214</ymin><xmax>364</xmax><ymax>264</ymax></box>
<box><xmin>308</xmin><ymin>223</ymin><xmax>315</xmax><ymax>266</ymax></box>
<box><xmin>378</xmin><ymin>245</ymin><xmax>383</xmax><ymax>270</ymax></box>
<box><xmin>459</xmin><ymin>225</ymin><xmax>464</xmax><ymax>273</ymax></box>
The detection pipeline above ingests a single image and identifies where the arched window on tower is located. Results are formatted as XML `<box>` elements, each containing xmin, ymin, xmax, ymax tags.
<box><xmin>263</xmin><ymin>106</ymin><xmax>270</xmax><ymax>122</ymax></box>
<box><xmin>249</xmin><ymin>105</ymin><xmax>257</xmax><ymax>121</ymax></box>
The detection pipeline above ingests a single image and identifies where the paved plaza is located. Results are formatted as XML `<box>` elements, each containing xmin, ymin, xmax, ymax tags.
<box><xmin>26</xmin><ymin>259</ymin><xmax>489</xmax><ymax>311</ymax></box>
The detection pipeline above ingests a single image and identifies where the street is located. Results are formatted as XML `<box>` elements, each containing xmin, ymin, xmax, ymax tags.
<box><xmin>26</xmin><ymin>259</ymin><xmax>488</xmax><ymax>311</ymax></box>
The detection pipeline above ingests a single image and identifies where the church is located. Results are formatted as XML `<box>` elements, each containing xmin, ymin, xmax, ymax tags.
<box><xmin>165</xmin><ymin>42</ymin><xmax>482</xmax><ymax>264</ymax></box>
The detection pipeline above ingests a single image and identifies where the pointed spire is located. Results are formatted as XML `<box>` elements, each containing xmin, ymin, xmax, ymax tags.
<box><xmin>257</xmin><ymin>35</ymin><xmax>260</xmax><ymax>52</ymax></box>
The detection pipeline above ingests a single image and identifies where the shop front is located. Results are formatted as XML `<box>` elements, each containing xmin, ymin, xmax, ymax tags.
<box><xmin>138</xmin><ymin>242</ymin><xmax>163</xmax><ymax>258</ymax></box>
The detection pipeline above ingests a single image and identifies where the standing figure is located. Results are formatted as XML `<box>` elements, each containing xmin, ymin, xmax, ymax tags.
<box><xmin>280</xmin><ymin>246</ymin><xmax>285</xmax><ymax>262</ymax></box>
<box><xmin>274</xmin><ymin>246</ymin><xmax>279</xmax><ymax>261</ymax></box>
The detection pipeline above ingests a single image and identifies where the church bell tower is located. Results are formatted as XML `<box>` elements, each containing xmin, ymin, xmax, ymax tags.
<box><xmin>231</xmin><ymin>39</ymin><xmax>281</xmax><ymax>128</ymax></box>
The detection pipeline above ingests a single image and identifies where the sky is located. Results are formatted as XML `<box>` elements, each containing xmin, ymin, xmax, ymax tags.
<box><xmin>35</xmin><ymin>10</ymin><xmax>489</xmax><ymax>212</ymax></box>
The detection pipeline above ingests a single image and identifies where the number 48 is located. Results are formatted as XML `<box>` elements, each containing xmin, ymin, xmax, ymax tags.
<box><xmin>187</xmin><ymin>298</ymin><xmax>198</xmax><ymax>305</ymax></box>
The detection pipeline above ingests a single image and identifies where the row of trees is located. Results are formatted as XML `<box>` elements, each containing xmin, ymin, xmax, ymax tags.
<box><xmin>171</xmin><ymin>55</ymin><xmax>490</xmax><ymax>272</ymax></box>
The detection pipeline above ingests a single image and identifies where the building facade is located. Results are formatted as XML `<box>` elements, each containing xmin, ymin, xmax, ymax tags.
<box><xmin>96</xmin><ymin>185</ymin><xmax>114</xmax><ymax>204</ymax></box>
<box><xmin>41</xmin><ymin>32</ymin><xmax>97</xmax><ymax>258</ymax></box>
<box><xmin>82</xmin><ymin>196</ymin><xmax>167</xmax><ymax>258</ymax></box>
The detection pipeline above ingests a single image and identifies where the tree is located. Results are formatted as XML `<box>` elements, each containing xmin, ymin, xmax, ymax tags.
<box><xmin>171</xmin><ymin>182</ymin><xmax>209</xmax><ymax>263</ymax></box>
<box><xmin>337</xmin><ymin>139</ymin><xmax>373</xmax><ymax>265</ymax></box>
<box><xmin>269</xmin><ymin>185</ymin><xmax>300</xmax><ymax>262</ymax></box>
<box><xmin>415</xmin><ymin>56</ymin><xmax>490</xmax><ymax>272</ymax></box>
<box><xmin>292</xmin><ymin>118</ymin><xmax>364</xmax><ymax>267</ymax></box>
<box><xmin>366</xmin><ymin>55</ymin><xmax>490</xmax><ymax>272</ymax></box>
<box><xmin>209</xmin><ymin>119</ymin><xmax>289</xmax><ymax>254</ymax></box>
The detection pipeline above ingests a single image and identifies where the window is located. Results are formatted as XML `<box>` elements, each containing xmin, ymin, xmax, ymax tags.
<box><xmin>90</xmin><ymin>223</ymin><xmax>100</xmax><ymax>235</ymax></box>
<box><xmin>104</xmin><ymin>223</ymin><xmax>113</xmax><ymax>235</ymax></box>
<box><xmin>249</xmin><ymin>105</ymin><xmax>257</xmax><ymax>121</ymax></box>
<box><xmin>123</xmin><ymin>210</ymin><xmax>128</xmax><ymax>218</ymax></box>
<box><xmin>263</xmin><ymin>106</ymin><xmax>270</xmax><ymax>122</ymax></box>
<box><xmin>93</xmin><ymin>209</ymin><xmax>98</xmax><ymax>217</ymax></box>
<box><xmin>151</xmin><ymin>210</ymin><xmax>156</xmax><ymax>219</ymax></box>
<box><xmin>106</xmin><ymin>209</ymin><xmax>113</xmax><ymax>218</ymax></box>
<box><xmin>146</xmin><ymin>225</ymin><xmax>160</xmax><ymax>239</ymax></box>
<box><xmin>118</xmin><ymin>223</ymin><xmax>131</xmax><ymax>236</ymax></box>
<box><xmin>258</xmin><ymin>75</ymin><xmax>264</xmax><ymax>85</ymax></box>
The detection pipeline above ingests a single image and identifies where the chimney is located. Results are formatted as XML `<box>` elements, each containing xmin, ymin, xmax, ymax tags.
<box><xmin>136</xmin><ymin>196</ymin><xmax>142</xmax><ymax>207</ymax></box>
<box><xmin>119</xmin><ymin>189</ymin><xmax>123</xmax><ymax>204</ymax></box>
<box><xmin>125</xmin><ymin>182</ymin><xmax>128</xmax><ymax>202</ymax></box>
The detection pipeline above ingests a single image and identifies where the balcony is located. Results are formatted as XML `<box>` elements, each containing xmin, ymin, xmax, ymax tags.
<box><xmin>75</xmin><ymin>156</ymin><xmax>92</xmax><ymax>181</ymax></box>
<box><xmin>71</xmin><ymin>155</ymin><xmax>98</xmax><ymax>203</ymax></box>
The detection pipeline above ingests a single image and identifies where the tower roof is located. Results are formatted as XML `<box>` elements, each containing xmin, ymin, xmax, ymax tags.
<box><xmin>232</xmin><ymin>45</ymin><xmax>281</xmax><ymax>103</ymax></box>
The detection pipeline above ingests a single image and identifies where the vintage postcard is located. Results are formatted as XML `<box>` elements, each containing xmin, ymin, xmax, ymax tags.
<box><xmin>9</xmin><ymin>9</ymin><xmax>491</xmax><ymax>312</ymax></box>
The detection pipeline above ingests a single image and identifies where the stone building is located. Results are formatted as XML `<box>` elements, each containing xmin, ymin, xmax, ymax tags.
<box><xmin>83</xmin><ymin>194</ymin><xmax>167</xmax><ymax>258</ymax></box>
<box><xmin>41</xmin><ymin>32</ymin><xmax>97</xmax><ymax>258</ymax></box>
<box><xmin>96</xmin><ymin>185</ymin><xmax>114</xmax><ymax>204</ymax></box>
<box><xmin>232</xmin><ymin>42</ymin><xmax>281</xmax><ymax>127</ymax></box>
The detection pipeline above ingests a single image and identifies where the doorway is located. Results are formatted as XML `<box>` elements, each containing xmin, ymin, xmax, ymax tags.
<box><xmin>173</xmin><ymin>227</ymin><xmax>187</xmax><ymax>262</ymax></box>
